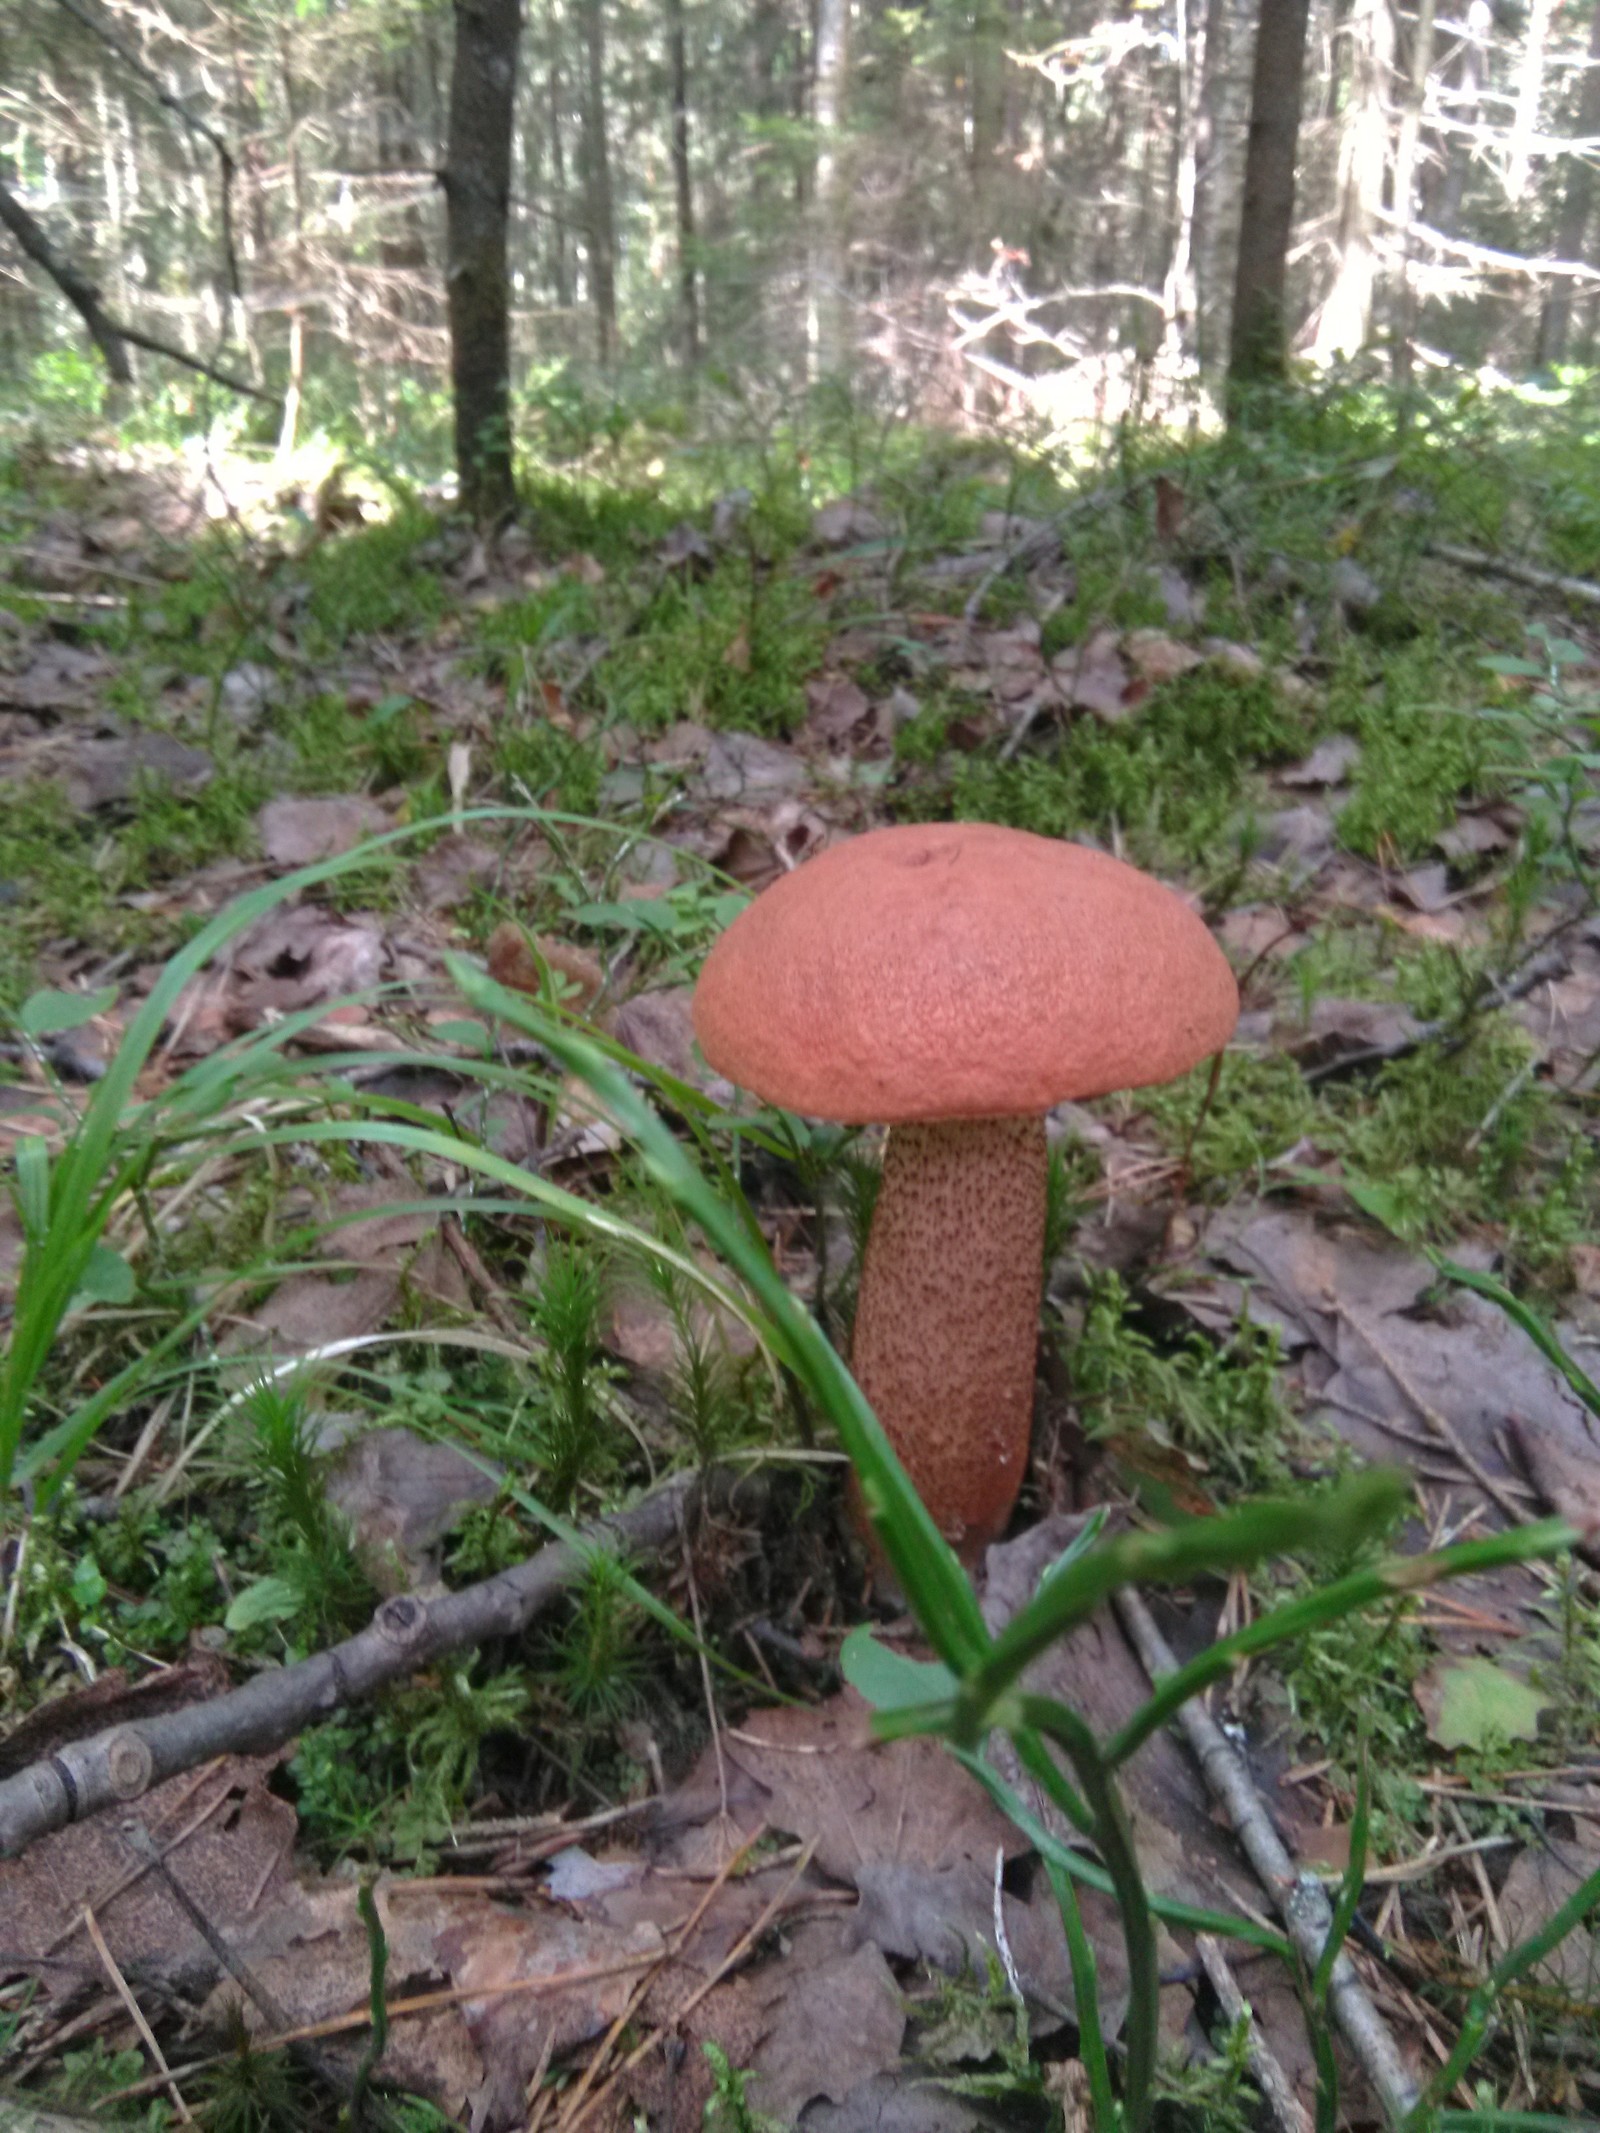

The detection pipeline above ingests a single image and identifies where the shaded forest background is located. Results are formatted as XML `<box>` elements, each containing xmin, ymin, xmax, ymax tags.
<box><xmin>4</xmin><ymin>0</ymin><xmax>1600</xmax><ymax>471</ymax></box>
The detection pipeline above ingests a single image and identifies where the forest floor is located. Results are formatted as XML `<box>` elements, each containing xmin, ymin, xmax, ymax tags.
<box><xmin>1</xmin><ymin>382</ymin><xmax>1599</xmax><ymax>2132</ymax></box>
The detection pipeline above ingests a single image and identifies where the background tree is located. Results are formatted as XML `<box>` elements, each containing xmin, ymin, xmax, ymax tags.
<box><xmin>445</xmin><ymin>0</ymin><xmax>522</xmax><ymax>521</ymax></box>
<box><xmin>5</xmin><ymin>0</ymin><xmax>1600</xmax><ymax>455</ymax></box>
<box><xmin>1226</xmin><ymin>0</ymin><xmax>1314</xmax><ymax>410</ymax></box>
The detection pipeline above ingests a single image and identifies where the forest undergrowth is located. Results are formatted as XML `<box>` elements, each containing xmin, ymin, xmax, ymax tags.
<box><xmin>2</xmin><ymin>372</ymin><xmax>1600</xmax><ymax>2131</ymax></box>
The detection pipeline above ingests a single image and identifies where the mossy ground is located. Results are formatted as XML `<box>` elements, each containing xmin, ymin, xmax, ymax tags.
<box><xmin>4</xmin><ymin>375</ymin><xmax>1600</xmax><ymax>2125</ymax></box>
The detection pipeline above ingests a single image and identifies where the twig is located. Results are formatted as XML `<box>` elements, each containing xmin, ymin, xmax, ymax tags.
<box><xmin>1112</xmin><ymin>1584</ymin><xmax>1420</xmax><ymax>2126</ymax></box>
<box><xmin>1194</xmin><ymin>1931</ymin><xmax>1313</xmax><ymax>2133</ymax></box>
<box><xmin>565</xmin><ymin>1839</ymin><xmax>818</xmax><ymax>2130</ymax></box>
<box><xmin>118</xmin><ymin>1820</ymin><xmax>379</xmax><ymax>2117</ymax></box>
<box><xmin>1303</xmin><ymin>939</ymin><xmax>1576</xmax><ymax>1083</ymax></box>
<box><xmin>80</xmin><ymin>1901</ymin><xmax>193</xmax><ymax>2123</ymax></box>
<box><xmin>1427</xmin><ymin>541</ymin><xmax>1600</xmax><ymax>609</ymax></box>
<box><xmin>0</xmin><ymin>1468</ymin><xmax>736</xmax><ymax>1859</ymax></box>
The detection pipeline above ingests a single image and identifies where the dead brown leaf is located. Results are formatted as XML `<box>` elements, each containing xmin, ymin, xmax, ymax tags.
<box><xmin>1278</xmin><ymin>736</ymin><xmax>1361</xmax><ymax>789</ymax></box>
<box><xmin>1054</xmin><ymin>628</ymin><xmax>1132</xmax><ymax>722</ymax></box>
<box><xmin>812</xmin><ymin>498</ymin><xmax>888</xmax><ymax>547</ymax></box>
<box><xmin>0</xmin><ymin>1750</ymin><xmax>297</xmax><ymax>1998</ymax></box>
<box><xmin>257</xmin><ymin>794</ymin><xmax>392</xmax><ymax>866</ymax></box>
<box><xmin>486</xmin><ymin>922</ymin><xmax>605</xmax><ymax>1012</ymax></box>
<box><xmin>163</xmin><ymin>903</ymin><xmax>390</xmax><ymax>1053</ymax></box>
<box><xmin>1495</xmin><ymin>1841</ymin><xmax>1600</xmax><ymax>1993</ymax></box>
<box><xmin>63</xmin><ymin>731</ymin><xmax>214</xmax><ymax>811</ymax></box>
<box><xmin>802</xmin><ymin>671</ymin><xmax>875</xmax><ymax>748</ymax></box>
<box><xmin>1124</xmin><ymin>629</ymin><xmax>1203</xmax><ymax>685</ymax></box>
<box><xmin>321</xmin><ymin>1424</ymin><xmax>503</xmax><ymax>1590</ymax></box>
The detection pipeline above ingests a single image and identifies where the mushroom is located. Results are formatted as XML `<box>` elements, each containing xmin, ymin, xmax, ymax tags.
<box><xmin>691</xmin><ymin>821</ymin><xmax>1238</xmax><ymax>1560</ymax></box>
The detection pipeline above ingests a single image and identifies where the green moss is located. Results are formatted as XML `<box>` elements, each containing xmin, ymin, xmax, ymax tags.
<box><xmin>300</xmin><ymin>507</ymin><xmax>448</xmax><ymax>642</ymax></box>
<box><xmin>908</xmin><ymin>664</ymin><xmax>1309</xmax><ymax>867</ymax></box>
<box><xmin>599</xmin><ymin>563</ymin><xmax>823</xmax><ymax>733</ymax></box>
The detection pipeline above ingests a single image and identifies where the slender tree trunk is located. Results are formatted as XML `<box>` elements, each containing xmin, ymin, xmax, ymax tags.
<box><xmin>808</xmin><ymin>0</ymin><xmax>850</xmax><ymax>372</ymax></box>
<box><xmin>0</xmin><ymin>174</ymin><xmax>131</xmax><ymax>381</ymax></box>
<box><xmin>580</xmin><ymin>0</ymin><xmax>618</xmax><ymax>365</ymax></box>
<box><xmin>1506</xmin><ymin>0</ymin><xmax>1557</xmax><ymax>201</ymax></box>
<box><xmin>1536</xmin><ymin>0</ymin><xmax>1600</xmax><ymax>364</ymax></box>
<box><xmin>445</xmin><ymin>0</ymin><xmax>523</xmax><ymax>522</ymax></box>
<box><xmin>1192</xmin><ymin>0</ymin><xmax>1231</xmax><ymax>370</ymax></box>
<box><xmin>1389</xmin><ymin>0</ymin><xmax>1436</xmax><ymax>390</ymax></box>
<box><xmin>970</xmin><ymin>0</ymin><xmax>1008</xmax><ymax>238</ymax></box>
<box><xmin>1226</xmin><ymin>0</ymin><xmax>1313</xmax><ymax>413</ymax></box>
<box><xmin>549</xmin><ymin>49</ymin><xmax>573</xmax><ymax>312</ymax></box>
<box><xmin>1312</xmin><ymin>0</ymin><xmax>1393</xmax><ymax>360</ymax></box>
<box><xmin>1162</xmin><ymin>0</ymin><xmax>1207</xmax><ymax>366</ymax></box>
<box><xmin>1437</xmin><ymin>0</ymin><xmax>1489</xmax><ymax>232</ymax></box>
<box><xmin>666</xmin><ymin>0</ymin><xmax>700</xmax><ymax>365</ymax></box>
<box><xmin>277</xmin><ymin>25</ymin><xmax>308</xmax><ymax>460</ymax></box>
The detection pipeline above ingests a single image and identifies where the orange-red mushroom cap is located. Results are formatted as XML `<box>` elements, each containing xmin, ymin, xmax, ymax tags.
<box><xmin>692</xmin><ymin>822</ymin><xmax>1239</xmax><ymax>1123</ymax></box>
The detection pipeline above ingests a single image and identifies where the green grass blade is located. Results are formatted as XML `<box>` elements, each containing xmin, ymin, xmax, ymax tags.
<box><xmin>1047</xmin><ymin>1855</ymin><xmax>1121</xmax><ymax>2132</ymax></box>
<box><xmin>449</xmin><ymin>961</ymin><xmax>993</xmax><ymax>1672</ymax></box>
<box><xmin>966</xmin><ymin>1471</ymin><xmax>1409</xmax><ymax>1726</ymax></box>
<box><xmin>1431</xmin><ymin>1254</ymin><xmax>1600</xmax><ymax>1420</ymax></box>
<box><xmin>1105</xmin><ymin>1518</ymin><xmax>1576</xmax><ymax>1767</ymax></box>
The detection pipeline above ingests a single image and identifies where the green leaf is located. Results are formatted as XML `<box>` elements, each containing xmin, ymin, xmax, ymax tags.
<box><xmin>225</xmin><ymin>1575</ymin><xmax>304</xmax><ymax>1633</ymax></box>
<box><xmin>841</xmin><ymin>1625</ymin><xmax>957</xmax><ymax>1711</ymax></box>
<box><xmin>71</xmin><ymin>1553</ymin><xmax>107</xmax><ymax>1611</ymax></box>
<box><xmin>432</xmin><ymin>1018</ymin><xmax>493</xmax><ymax>1055</ymax></box>
<box><xmin>17</xmin><ymin>985</ymin><xmax>118</xmax><ymax>1039</ymax></box>
<box><xmin>12</xmin><ymin>1134</ymin><xmax>51</xmax><ymax>1237</ymax></box>
<box><xmin>72</xmin><ymin>1242</ymin><xmax>135</xmax><ymax>1307</ymax></box>
<box><xmin>1416</xmin><ymin>1656</ymin><xmax>1551</xmax><ymax>1752</ymax></box>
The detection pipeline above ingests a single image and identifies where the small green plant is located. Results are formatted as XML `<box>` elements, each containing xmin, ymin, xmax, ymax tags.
<box><xmin>701</xmin><ymin>2041</ymin><xmax>787</xmax><ymax>2132</ymax></box>
<box><xmin>552</xmin><ymin>1548</ymin><xmax>649</xmax><ymax>1727</ymax></box>
<box><xmin>226</xmin><ymin>1384</ymin><xmax>374</xmax><ymax>1643</ymax></box>
<box><xmin>526</xmin><ymin>1240</ymin><xmax>612</xmax><ymax>1512</ymax></box>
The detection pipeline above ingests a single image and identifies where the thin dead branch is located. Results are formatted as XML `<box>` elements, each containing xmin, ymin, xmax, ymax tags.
<box><xmin>0</xmin><ymin>1468</ymin><xmax>741</xmax><ymax>1860</ymax></box>
<box><xmin>1113</xmin><ymin>1584</ymin><xmax>1421</xmax><ymax>2126</ymax></box>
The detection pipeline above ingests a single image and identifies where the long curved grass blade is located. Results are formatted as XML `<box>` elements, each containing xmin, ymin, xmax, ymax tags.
<box><xmin>965</xmin><ymin>1469</ymin><xmax>1409</xmax><ymax>1725</ymax></box>
<box><xmin>448</xmin><ymin>960</ymin><xmax>993</xmax><ymax>1673</ymax></box>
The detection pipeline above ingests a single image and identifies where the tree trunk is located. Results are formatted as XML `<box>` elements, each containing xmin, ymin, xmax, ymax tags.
<box><xmin>0</xmin><ymin>175</ymin><xmax>131</xmax><ymax>382</ymax></box>
<box><xmin>1536</xmin><ymin>0</ymin><xmax>1600</xmax><ymax>365</ymax></box>
<box><xmin>1162</xmin><ymin>0</ymin><xmax>1207</xmax><ymax>366</ymax></box>
<box><xmin>580</xmin><ymin>0</ymin><xmax>618</xmax><ymax>366</ymax></box>
<box><xmin>1192</xmin><ymin>0</ymin><xmax>1232</xmax><ymax>369</ymax></box>
<box><xmin>1436</xmin><ymin>0</ymin><xmax>1489</xmax><ymax>232</ymax></box>
<box><xmin>808</xmin><ymin>0</ymin><xmax>850</xmax><ymax>372</ymax></box>
<box><xmin>549</xmin><ymin>50</ymin><xmax>573</xmax><ymax>312</ymax></box>
<box><xmin>445</xmin><ymin>0</ymin><xmax>522</xmax><ymax>523</ymax></box>
<box><xmin>277</xmin><ymin>24</ymin><xmax>308</xmax><ymax>460</ymax></box>
<box><xmin>1311</xmin><ymin>0</ymin><xmax>1393</xmax><ymax>361</ymax></box>
<box><xmin>1506</xmin><ymin>0</ymin><xmax>1557</xmax><ymax>202</ymax></box>
<box><xmin>666</xmin><ymin>0</ymin><xmax>700</xmax><ymax>366</ymax></box>
<box><xmin>1391</xmin><ymin>0</ymin><xmax>1437</xmax><ymax>387</ymax></box>
<box><xmin>970</xmin><ymin>0</ymin><xmax>1008</xmax><ymax>239</ymax></box>
<box><xmin>1226</xmin><ymin>0</ymin><xmax>1313</xmax><ymax>413</ymax></box>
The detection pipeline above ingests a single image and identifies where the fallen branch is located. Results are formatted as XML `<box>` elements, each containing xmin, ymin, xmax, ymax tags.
<box><xmin>1112</xmin><ymin>1584</ymin><xmax>1420</xmax><ymax>2126</ymax></box>
<box><xmin>0</xmin><ymin>1468</ymin><xmax>729</xmax><ymax>1860</ymax></box>
<box><xmin>1303</xmin><ymin>937</ymin><xmax>1577</xmax><ymax>1083</ymax></box>
<box><xmin>1194</xmin><ymin>1932</ymin><xmax>1314</xmax><ymax>2133</ymax></box>
<box><xmin>1426</xmin><ymin>541</ymin><xmax>1600</xmax><ymax>610</ymax></box>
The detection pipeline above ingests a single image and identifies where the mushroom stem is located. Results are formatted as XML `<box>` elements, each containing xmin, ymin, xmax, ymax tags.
<box><xmin>848</xmin><ymin>1114</ymin><xmax>1048</xmax><ymax>1561</ymax></box>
